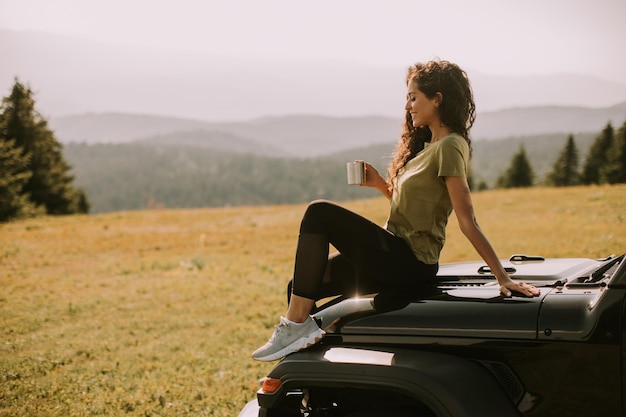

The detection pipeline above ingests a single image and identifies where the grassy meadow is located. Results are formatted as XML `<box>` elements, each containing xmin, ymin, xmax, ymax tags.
<box><xmin>1</xmin><ymin>184</ymin><xmax>625</xmax><ymax>416</ymax></box>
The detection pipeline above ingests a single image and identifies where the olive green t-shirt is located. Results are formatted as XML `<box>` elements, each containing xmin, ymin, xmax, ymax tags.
<box><xmin>385</xmin><ymin>133</ymin><xmax>469</xmax><ymax>265</ymax></box>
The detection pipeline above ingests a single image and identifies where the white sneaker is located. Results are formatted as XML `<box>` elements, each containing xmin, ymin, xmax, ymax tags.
<box><xmin>252</xmin><ymin>316</ymin><xmax>325</xmax><ymax>362</ymax></box>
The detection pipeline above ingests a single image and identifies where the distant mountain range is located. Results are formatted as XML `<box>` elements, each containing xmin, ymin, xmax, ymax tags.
<box><xmin>3</xmin><ymin>28</ymin><xmax>626</xmax><ymax>122</ymax></box>
<box><xmin>48</xmin><ymin>102</ymin><xmax>626</xmax><ymax>157</ymax></box>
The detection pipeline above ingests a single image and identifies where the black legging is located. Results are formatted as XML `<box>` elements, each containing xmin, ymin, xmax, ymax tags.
<box><xmin>290</xmin><ymin>200</ymin><xmax>438</xmax><ymax>302</ymax></box>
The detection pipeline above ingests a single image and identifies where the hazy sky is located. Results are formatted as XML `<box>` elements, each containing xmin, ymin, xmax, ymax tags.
<box><xmin>1</xmin><ymin>0</ymin><xmax>625</xmax><ymax>85</ymax></box>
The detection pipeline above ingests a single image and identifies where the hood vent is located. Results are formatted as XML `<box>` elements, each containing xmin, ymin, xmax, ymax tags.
<box><xmin>509</xmin><ymin>254</ymin><xmax>545</xmax><ymax>263</ymax></box>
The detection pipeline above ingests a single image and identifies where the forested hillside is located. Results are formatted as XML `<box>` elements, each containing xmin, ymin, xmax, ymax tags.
<box><xmin>63</xmin><ymin>143</ymin><xmax>379</xmax><ymax>213</ymax></box>
<box><xmin>64</xmin><ymin>132</ymin><xmax>597</xmax><ymax>213</ymax></box>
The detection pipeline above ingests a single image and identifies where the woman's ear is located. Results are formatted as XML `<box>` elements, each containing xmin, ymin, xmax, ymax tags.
<box><xmin>434</xmin><ymin>92</ymin><xmax>444</xmax><ymax>107</ymax></box>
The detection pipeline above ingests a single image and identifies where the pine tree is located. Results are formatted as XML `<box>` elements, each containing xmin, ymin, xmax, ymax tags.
<box><xmin>581</xmin><ymin>122</ymin><xmax>614</xmax><ymax>184</ymax></box>
<box><xmin>496</xmin><ymin>145</ymin><xmax>535</xmax><ymax>188</ymax></box>
<box><xmin>0</xmin><ymin>138</ymin><xmax>41</xmax><ymax>221</ymax></box>
<box><xmin>546</xmin><ymin>135</ymin><xmax>580</xmax><ymax>186</ymax></box>
<box><xmin>603</xmin><ymin>120</ymin><xmax>626</xmax><ymax>184</ymax></box>
<box><xmin>0</xmin><ymin>79</ymin><xmax>89</xmax><ymax>215</ymax></box>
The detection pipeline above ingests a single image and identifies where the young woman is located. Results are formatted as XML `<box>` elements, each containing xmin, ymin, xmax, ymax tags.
<box><xmin>252</xmin><ymin>60</ymin><xmax>540</xmax><ymax>362</ymax></box>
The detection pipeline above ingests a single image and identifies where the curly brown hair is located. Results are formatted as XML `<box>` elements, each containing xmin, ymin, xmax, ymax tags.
<box><xmin>387</xmin><ymin>60</ymin><xmax>476</xmax><ymax>189</ymax></box>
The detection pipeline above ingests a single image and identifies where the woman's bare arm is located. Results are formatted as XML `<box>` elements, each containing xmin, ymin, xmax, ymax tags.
<box><xmin>445</xmin><ymin>176</ymin><xmax>540</xmax><ymax>297</ymax></box>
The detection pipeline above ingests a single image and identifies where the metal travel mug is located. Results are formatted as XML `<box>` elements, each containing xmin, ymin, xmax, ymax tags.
<box><xmin>346</xmin><ymin>161</ymin><xmax>366</xmax><ymax>185</ymax></box>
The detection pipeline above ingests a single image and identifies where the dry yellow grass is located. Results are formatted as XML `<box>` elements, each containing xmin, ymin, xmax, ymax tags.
<box><xmin>1</xmin><ymin>184</ymin><xmax>625</xmax><ymax>416</ymax></box>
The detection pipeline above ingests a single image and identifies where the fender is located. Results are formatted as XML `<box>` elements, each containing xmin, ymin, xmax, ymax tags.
<box><xmin>258</xmin><ymin>345</ymin><xmax>521</xmax><ymax>417</ymax></box>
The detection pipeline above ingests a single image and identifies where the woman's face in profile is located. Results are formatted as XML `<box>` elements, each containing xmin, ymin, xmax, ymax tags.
<box><xmin>405</xmin><ymin>82</ymin><xmax>438</xmax><ymax>129</ymax></box>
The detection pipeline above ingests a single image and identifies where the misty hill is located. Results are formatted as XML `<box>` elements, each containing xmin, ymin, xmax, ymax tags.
<box><xmin>49</xmin><ymin>102</ymin><xmax>626</xmax><ymax>157</ymax></box>
<box><xmin>49</xmin><ymin>113</ymin><xmax>403</xmax><ymax>157</ymax></box>
<box><xmin>474</xmin><ymin>103</ymin><xmax>626</xmax><ymax>139</ymax></box>
<box><xmin>135</xmin><ymin>130</ymin><xmax>284</xmax><ymax>157</ymax></box>
<box><xmin>3</xmin><ymin>29</ymin><xmax>626</xmax><ymax>122</ymax></box>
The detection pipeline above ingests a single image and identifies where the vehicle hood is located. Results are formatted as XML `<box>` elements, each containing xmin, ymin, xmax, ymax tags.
<box><xmin>316</xmin><ymin>288</ymin><xmax>548</xmax><ymax>340</ymax></box>
<box><xmin>314</xmin><ymin>257</ymin><xmax>604</xmax><ymax>340</ymax></box>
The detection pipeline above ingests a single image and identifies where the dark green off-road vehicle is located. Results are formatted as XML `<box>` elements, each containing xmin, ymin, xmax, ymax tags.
<box><xmin>239</xmin><ymin>253</ymin><xmax>626</xmax><ymax>417</ymax></box>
